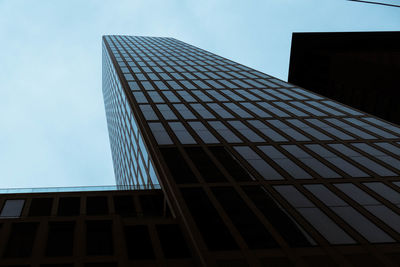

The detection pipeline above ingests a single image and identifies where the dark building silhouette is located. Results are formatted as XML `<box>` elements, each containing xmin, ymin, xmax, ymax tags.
<box><xmin>288</xmin><ymin>31</ymin><xmax>400</xmax><ymax>125</ymax></box>
<box><xmin>1</xmin><ymin>35</ymin><xmax>400</xmax><ymax>266</ymax></box>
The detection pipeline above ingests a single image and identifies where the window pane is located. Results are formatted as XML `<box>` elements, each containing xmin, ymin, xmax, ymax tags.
<box><xmin>1</xmin><ymin>199</ymin><xmax>25</xmax><ymax>217</ymax></box>
<box><xmin>189</xmin><ymin>122</ymin><xmax>219</xmax><ymax>144</ymax></box>
<box><xmin>235</xmin><ymin>146</ymin><xmax>283</xmax><ymax>180</ymax></box>
<box><xmin>169</xmin><ymin>122</ymin><xmax>196</xmax><ymax>144</ymax></box>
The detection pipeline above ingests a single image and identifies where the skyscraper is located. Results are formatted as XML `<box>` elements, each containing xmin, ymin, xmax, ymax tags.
<box><xmin>102</xmin><ymin>35</ymin><xmax>400</xmax><ymax>266</ymax></box>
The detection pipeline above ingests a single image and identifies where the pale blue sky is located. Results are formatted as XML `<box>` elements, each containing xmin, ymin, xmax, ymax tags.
<box><xmin>0</xmin><ymin>0</ymin><xmax>398</xmax><ymax>188</ymax></box>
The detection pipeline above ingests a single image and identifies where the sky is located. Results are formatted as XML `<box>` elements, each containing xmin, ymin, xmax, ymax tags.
<box><xmin>0</xmin><ymin>0</ymin><xmax>399</xmax><ymax>188</ymax></box>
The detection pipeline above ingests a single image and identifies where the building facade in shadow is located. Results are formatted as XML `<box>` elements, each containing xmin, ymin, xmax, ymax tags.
<box><xmin>288</xmin><ymin>31</ymin><xmax>400</xmax><ymax>125</ymax></box>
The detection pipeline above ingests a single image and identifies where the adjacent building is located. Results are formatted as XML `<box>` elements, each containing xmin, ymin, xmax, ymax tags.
<box><xmin>0</xmin><ymin>35</ymin><xmax>400</xmax><ymax>267</ymax></box>
<box><xmin>288</xmin><ymin>31</ymin><xmax>400</xmax><ymax>125</ymax></box>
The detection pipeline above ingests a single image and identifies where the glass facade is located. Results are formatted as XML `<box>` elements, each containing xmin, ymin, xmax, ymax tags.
<box><xmin>102</xmin><ymin>35</ymin><xmax>400</xmax><ymax>265</ymax></box>
<box><xmin>102</xmin><ymin>41</ymin><xmax>159</xmax><ymax>188</ymax></box>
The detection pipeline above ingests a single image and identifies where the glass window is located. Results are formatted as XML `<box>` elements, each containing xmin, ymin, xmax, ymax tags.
<box><xmin>148</xmin><ymin>123</ymin><xmax>173</xmax><ymax>145</ymax></box>
<box><xmin>207</xmin><ymin>90</ymin><xmax>228</xmax><ymax>101</ymax></box>
<box><xmin>332</xmin><ymin>206</ymin><xmax>394</xmax><ymax>243</ymax></box>
<box><xmin>352</xmin><ymin>143</ymin><xmax>400</xmax><ymax>172</ymax></box>
<box><xmin>124</xmin><ymin>73</ymin><xmax>134</xmax><ymax>81</ymax></box>
<box><xmin>167</xmin><ymin>80</ymin><xmax>182</xmax><ymax>89</ymax></box>
<box><xmin>190</xmin><ymin>104</ymin><xmax>215</xmax><ymax>119</ymax></box>
<box><xmin>156</xmin><ymin>104</ymin><xmax>177</xmax><ymax>120</ymax></box>
<box><xmin>265</xmin><ymin>90</ymin><xmax>292</xmax><ymax>100</ymax></box>
<box><xmin>306</xmin><ymin>119</ymin><xmax>354</xmax><ymax>140</ymax></box>
<box><xmin>251</xmin><ymin>89</ymin><xmax>276</xmax><ymax>100</ymax></box>
<box><xmin>242</xmin><ymin>186</ymin><xmax>315</xmax><ymax>246</ymax></box>
<box><xmin>219</xmin><ymin>80</ymin><xmax>237</xmax><ymax>89</ymax></box>
<box><xmin>274</xmin><ymin>185</ymin><xmax>314</xmax><ymax>208</ymax></box>
<box><xmin>307</xmin><ymin>101</ymin><xmax>344</xmax><ymax>116</ymax></box>
<box><xmin>1</xmin><ymin>199</ymin><xmax>25</xmax><ymax>217</ymax></box>
<box><xmin>234</xmin><ymin>146</ymin><xmax>283</xmax><ymax>180</ymax></box>
<box><xmin>273</xmin><ymin>185</ymin><xmax>355</xmax><ymax>244</ymax></box>
<box><xmin>148</xmin><ymin>91</ymin><xmax>164</xmax><ymax>103</ymax></box>
<box><xmin>375</xmin><ymin>142</ymin><xmax>400</xmax><ymax>156</ymax></box>
<box><xmin>228</xmin><ymin>121</ymin><xmax>264</xmax><ymax>142</ymax></box>
<box><xmin>208</xmin><ymin>121</ymin><xmax>242</xmax><ymax>143</ymax></box>
<box><xmin>168</xmin><ymin>122</ymin><xmax>196</xmax><ymax>144</ymax></box>
<box><xmin>188</xmin><ymin>121</ymin><xmax>219</xmax><ymax>144</ymax></box>
<box><xmin>274</xmin><ymin>102</ymin><xmax>307</xmax><ymax>116</ymax></box>
<box><xmin>220</xmin><ymin>90</ymin><xmax>244</xmax><ymax>101</ymax></box>
<box><xmin>364</xmin><ymin>118</ymin><xmax>400</xmax><ymax>135</ymax></box>
<box><xmin>270</xmin><ymin>78</ymin><xmax>293</xmax><ymax>87</ymax></box>
<box><xmin>247</xmin><ymin>79</ymin><xmax>270</xmax><ymax>88</ymax></box>
<box><xmin>224</xmin><ymin>103</ymin><xmax>253</xmax><ymax>118</ymax></box>
<box><xmin>278</xmin><ymin>89</ymin><xmax>307</xmax><ymax>100</ymax></box>
<box><xmin>206</xmin><ymin>80</ymin><xmax>224</xmax><ymax>89</ymax></box>
<box><xmin>193</xmin><ymin>80</ymin><xmax>210</xmax><ymax>89</ymax></box>
<box><xmin>257</xmin><ymin>102</ymin><xmax>289</xmax><ymax>117</ymax></box>
<box><xmin>139</xmin><ymin>105</ymin><xmax>158</xmax><ymax>120</ymax></box>
<box><xmin>232</xmin><ymin>80</ymin><xmax>251</xmax><ymax>89</ymax></box>
<box><xmin>248</xmin><ymin>120</ymin><xmax>287</xmax><ymax>142</ymax></box>
<box><xmin>305</xmin><ymin>184</ymin><xmax>347</xmax><ymax>207</ymax></box>
<box><xmin>207</xmin><ymin>103</ymin><xmax>234</xmax><ymax>118</ymax></box>
<box><xmin>364</xmin><ymin>205</ymin><xmax>400</xmax><ymax>233</ymax></box>
<box><xmin>132</xmin><ymin>92</ymin><xmax>148</xmax><ymax>103</ymax></box>
<box><xmin>162</xmin><ymin>91</ymin><xmax>180</xmax><ymax>102</ymax></box>
<box><xmin>176</xmin><ymin>91</ymin><xmax>196</xmax><ymax>102</ymax></box>
<box><xmin>182</xmin><ymin>72</ymin><xmax>195</xmax><ymax>79</ymax></box>
<box><xmin>204</xmin><ymin>72</ymin><xmax>220</xmax><ymax>79</ymax></box>
<box><xmin>241</xmin><ymin>103</ymin><xmax>271</xmax><ymax>118</ymax></box>
<box><xmin>180</xmin><ymin>80</ymin><xmax>196</xmax><ymax>89</ymax></box>
<box><xmin>298</xmin><ymin>208</ymin><xmax>356</xmax><ymax>244</ymax></box>
<box><xmin>173</xmin><ymin>104</ymin><xmax>196</xmax><ymax>119</ymax></box>
<box><xmin>267</xmin><ymin>120</ymin><xmax>309</xmax><ymax>141</ymax></box>
<box><xmin>306</xmin><ymin>184</ymin><xmax>394</xmax><ymax>243</ymax></box>
<box><xmin>212</xmin><ymin>187</ymin><xmax>279</xmax><ymax>249</ymax></box>
<box><xmin>171</xmin><ymin>72</ymin><xmax>184</xmax><ymax>80</ymax></box>
<box><xmin>345</xmin><ymin>118</ymin><xmax>396</xmax><ymax>139</ymax></box>
<box><xmin>236</xmin><ymin>90</ymin><xmax>260</xmax><ymax>101</ymax></box>
<box><xmin>323</xmin><ymin>101</ymin><xmax>363</xmax><ymax>116</ymax></box>
<box><xmin>286</xmin><ymin>119</ymin><xmax>332</xmax><ymax>141</ymax></box>
<box><xmin>335</xmin><ymin>183</ymin><xmax>379</xmax><ymax>205</ymax></box>
<box><xmin>291</xmin><ymin>102</ymin><xmax>326</xmax><ymax>116</ymax></box>
<box><xmin>282</xmin><ymin>145</ymin><xmax>340</xmax><ymax>178</ymax></box>
<box><xmin>141</xmin><ymin>81</ymin><xmax>153</xmax><ymax>90</ymax></box>
<box><xmin>363</xmin><ymin>182</ymin><xmax>400</xmax><ymax>205</ymax></box>
<box><xmin>329</xmin><ymin>144</ymin><xmax>395</xmax><ymax>177</ymax></box>
<box><xmin>259</xmin><ymin>146</ymin><xmax>312</xmax><ymax>179</ymax></box>
<box><xmin>192</xmin><ymin>91</ymin><xmax>212</xmax><ymax>102</ymax></box>
<box><xmin>154</xmin><ymin>81</ymin><xmax>168</xmax><ymax>90</ymax></box>
<box><xmin>306</xmin><ymin>144</ymin><xmax>368</xmax><ymax>178</ymax></box>
<box><xmin>293</xmin><ymin>88</ymin><xmax>323</xmax><ymax>100</ymax></box>
<box><xmin>325</xmin><ymin>119</ymin><xmax>376</xmax><ymax>139</ymax></box>
<box><xmin>128</xmin><ymin>81</ymin><xmax>140</xmax><ymax>90</ymax></box>
<box><xmin>159</xmin><ymin>73</ymin><xmax>171</xmax><ymax>80</ymax></box>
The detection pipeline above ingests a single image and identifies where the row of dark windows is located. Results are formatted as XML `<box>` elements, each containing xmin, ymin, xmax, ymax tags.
<box><xmin>0</xmin><ymin>222</ymin><xmax>190</xmax><ymax>259</ymax></box>
<box><xmin>0</xmin><ymin>194</ymin><xmax>166</xmax><ymax>218</ymax></box>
